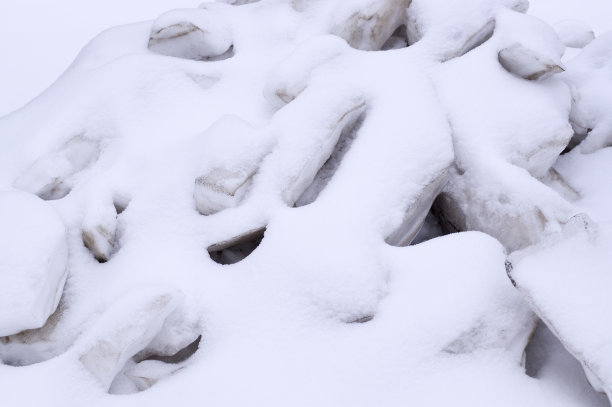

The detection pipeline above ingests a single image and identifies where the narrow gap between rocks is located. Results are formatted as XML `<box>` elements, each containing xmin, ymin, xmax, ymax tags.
<box><xmin>139</xmin><ymin>335</ymin><xmax>202</xmax><ymax>365</ymax></box>
<box><xmin>381</xmin><ymin>24</ymin><xmax>409</xmax><ymax>50</ymax></box>
<box><xmin>208</xmin><ymin>227</ymin><xmax>266</xmax><ymax>265</ymax></box>
<box><xmin>295</xmin><ymin>113</ymin><xmax>365</xmax><ymax>207</ymax></box>
<box><xmin>524</xmin><ymin>322</ymin><xmax>610</xmax><ymax>407</ymax></box>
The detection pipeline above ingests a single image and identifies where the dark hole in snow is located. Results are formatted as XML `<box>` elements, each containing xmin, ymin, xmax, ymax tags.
<box><xmin>381</xmin><ymin>24</ymin><xmax>408</xmax><ymax>50</ymax></box>
<box><xmin>408</xmin><ymin>194</ymin><xmax>459</xmax><ymax>246</ymax></box>
<box><xmin>208</xmin><ymin>227</ymin><xmax>266</xmax><ymax>265</ymax></box>
<box><xmin>387</xmin><ymin>173</ymin><xmax>448</xmax><ymax>247</ymax></box>
<box><xmin>431</xmin><ymin>194</ymin><xmax>463</xmax><ymax>235</ymax></box>
<box><xmin>411</xmin><ymin>209</ymin><xmax>448</xmax><ymax>245</ymax></box>
<box><xmin>204</xmin><ymin>45</ymin><xmax>235</xmax><ymax>62</ymax></box>
<box><xmin>113</xmin><ymin>197</ymin><xmax>130</xmax><ymax>215</ymax></box>
<box><xmin>141</xmin><ymin>335</ymin><xmax>202</xmax><ymax>364</ymax></box>
<box><xmin>562</xmin><ymin>124</ymin><xmax>590</xmax><ymax>154</ymax></box>
<box><xmin>347</xmin><ymin>315</ymin><xmax>374</xmax><ymax>324</ymax></box>
<box><xmin>295</xmin><ymin>113</ymin><xmax>365</xmax><ymax>207</ymax></box>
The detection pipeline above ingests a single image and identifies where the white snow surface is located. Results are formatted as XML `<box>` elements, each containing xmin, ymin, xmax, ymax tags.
<box><xmin>1</xmin><ymin>0</ymin><xmax>612</xmax><ymax>406</ymax></box>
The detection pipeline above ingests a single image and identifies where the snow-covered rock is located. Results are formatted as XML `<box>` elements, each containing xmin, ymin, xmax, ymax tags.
<box><xmin>433</xmin><ymin>8</ymin><xmax>575</xmax><ymax>251</ymax></box>
<box><xmin>498</xmin><ymin>43</ymin><xmax>565</xmax><ymax>80</ymax></box>
<box><xmin>0</xmin><ymin>191</ymin><xmax>68</xmax><ymax>336</ymax></box>
<box><xmin>406</xmin><ymin>0</ymin><xmax>529</xmax><ymax>60</ymax></box>
<box><xmin>75</xmin><ymin>286</ymin><xmax>182</xmax><ymax>390</ymax></box>
<box><xmin>82</xmin><ymin>197</ymin><xmax>119</xmax><ymax>262</ymax></box>
<box><xmin>553</xmin><ymin>20</ymin><xmax>595</xmax><ymax>48</ymax></box>
<box><xmin>149</xmin><ymin>8</ymin><xmax>233</xmax><ymax>61</ymax></box>
<box><xmin>562</xmin><ymin>32</ymin><xmax>612</xmax><ymax>153</ymax></box>
<box><xmin>508</xmin><ymin>216</ymin><xmax>612</xmax><ymax>399</ymax></box>
<box><xmin>14</xmin><ymin>136</ymin><xmax>100</xmax><ymax>200</ymax></box>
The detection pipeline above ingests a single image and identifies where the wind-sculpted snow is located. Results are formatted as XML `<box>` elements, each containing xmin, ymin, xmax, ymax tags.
<box><xmin>0</xmin><ymin>0</ymin><xmax>612</xmax><ymax>406</ymax></box>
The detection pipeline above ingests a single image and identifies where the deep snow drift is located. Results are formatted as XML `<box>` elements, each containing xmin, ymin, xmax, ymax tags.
<box><xmin>1</xmin><ymin>0</ymin><xmax>612</xmax><ymax>406</ymax></box>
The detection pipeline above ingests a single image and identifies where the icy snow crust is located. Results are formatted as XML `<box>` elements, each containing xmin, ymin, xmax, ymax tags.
<box><xmin>1</xmin><ymin>0</ymin><xmax>612</xmax><ymax>405</ymax></box>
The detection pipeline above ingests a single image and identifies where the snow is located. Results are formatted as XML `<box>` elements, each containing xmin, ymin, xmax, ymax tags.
<box><xmin>1</xmin><ymin>0</ymin><xmax>612</xmax><ymax>406</ymax></box>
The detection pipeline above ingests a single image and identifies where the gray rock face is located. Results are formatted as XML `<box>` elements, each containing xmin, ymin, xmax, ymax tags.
<box><xmin>148</xmin><ymin>10</ymin><xmax>233</xmax><ymax>61</ymax></box>
<box><xmin>498</xmin><ymin>43</ymin><xmax>565</xmax><ymax>80</ymax></box>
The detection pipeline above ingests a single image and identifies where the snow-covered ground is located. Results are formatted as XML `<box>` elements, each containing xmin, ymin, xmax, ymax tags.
<box><xmin>1</xmin><ymin>0</ymin><xmax>612</xmax><ymax>406</ymax></box>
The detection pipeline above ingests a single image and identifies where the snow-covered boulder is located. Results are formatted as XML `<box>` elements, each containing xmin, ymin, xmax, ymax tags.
<box><xmin>14</xmin><ymin>135</ymin><xmax>100</xmax><ymax>200</ymax></box>
<box><xmin>433</xmin><ymin>8</ymin><xmax>575</xmax><ymax>251</ymax></box>
<box><xmin>75</xmin><ymin>286</ymin><xmax>182</xmax><ymax>390</ymax></box>
<box><xmin>148</xmin><ymin>8</ymin><xmax>233</xmax><ymax>61</ymax></box>
<box><xmin>82</xmin><ymin>197</ymin><xmax>119</xmax><ymax>262</ymax></box>
<box><xmin>553</xmin><ymin>20</ymin><xmax>595</xmax><ymax>49</ymax></box>
<box><xmin>0</xmin><ymin>191</ymin><xmax>68</xmax><ymax>336</ymax></box>
<box><xmin>562</xmin><ymin>32</ymin><xmax>612</xmax><ymax>153</ymax></box>
<box><xmin>498</xmin><ymin>43</ymin><xmax>564</xmax><ymax>80</ymax></box>
<box><xmin>406</xmin><ymin>0</ymin><xmax>529</xmax><ymax>60</ymax></box>
<box><xmin>508</xmin><ymin>216</ymin><xmax>612</xmax><ymax>399</ymax></box>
